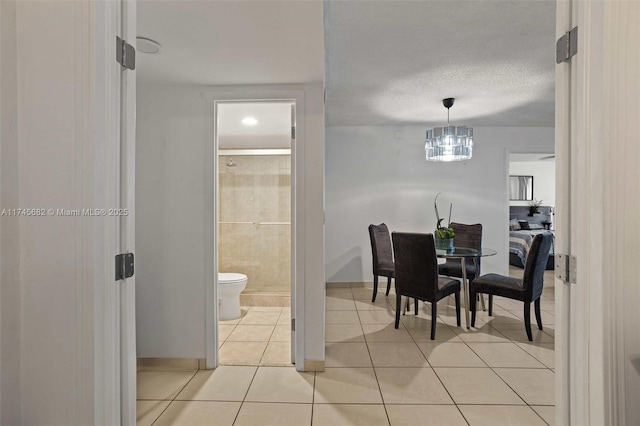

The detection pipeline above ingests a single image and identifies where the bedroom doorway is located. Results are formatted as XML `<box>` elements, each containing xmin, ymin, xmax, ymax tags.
<box><xmin>508</xmin><ymin>152</ymin><xmax>555</xmax><ymax>272</ymax></box>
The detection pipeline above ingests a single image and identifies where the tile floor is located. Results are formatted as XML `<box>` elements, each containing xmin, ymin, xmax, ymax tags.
<box><xmin>219</xmin><ymin>306</ymin><xmax>292</xmax><ymax>367</ymax></box>
<box><xmin>138</xmin><ymin>268</ymin><xmax>555</xmax><ymax>425</ymax></box>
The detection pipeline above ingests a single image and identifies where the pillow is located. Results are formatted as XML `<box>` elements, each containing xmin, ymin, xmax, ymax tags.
<box><xmin>509</xmin><ymin>219</ymin><xmax>520</xmax><ymax>231</ymax></box>
<box><xmin>518</xmin><ymin>220</ymin><xmax>531</xmax><ymax>230</ymax></box>
<box><xmin>528</xmin><ymin>223</ymin><xmax>544</xmax><ymax>230</ymax></box>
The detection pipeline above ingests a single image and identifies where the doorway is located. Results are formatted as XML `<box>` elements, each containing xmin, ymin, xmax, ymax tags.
<box><xmin>507</xmin><ymin>152</ymin><xmax>556</xmax><ymax>270</ymax></box>
<box><xmin>215</xmin><ymin>101</ymin><xmax>296</xmax><ymax>367</ymax></box>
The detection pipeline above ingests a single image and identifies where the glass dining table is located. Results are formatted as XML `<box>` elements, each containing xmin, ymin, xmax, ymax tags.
<box><xmin>436</xmin><ymin>247</ymin><xmax>497</xmax><ymax>328</ymax></box>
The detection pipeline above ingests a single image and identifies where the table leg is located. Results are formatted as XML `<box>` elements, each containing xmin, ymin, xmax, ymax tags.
<box><xmin>461</xmin><ymin>258</ymin><xmax>471</xmax><ymax>328</ymax></box>
<box><xmin>473</xmin><ymin>258</ymin><xmax>486</xmax><ymax>311</ymax></box>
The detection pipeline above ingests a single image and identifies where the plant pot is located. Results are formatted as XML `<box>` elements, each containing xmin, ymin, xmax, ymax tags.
<box><xmin>435</xmin><ymin>237</ymin><xmax>454</xmax><ymax>251</ymax></box>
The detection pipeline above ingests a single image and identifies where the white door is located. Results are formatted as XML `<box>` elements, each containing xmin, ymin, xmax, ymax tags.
<box><xmin>556</xmin><ymin>1</ymin><xmax>640</xmax><ymax>424</ymax></box>
<box><xmin>290</xmin><ymin>103</ymin><xmax>297</xmax><ymax>363</ymax></box>
<box><xmin>117</xmin><ymin>0</ymin><xmax>137</xmax><ymax>424</ymax></box>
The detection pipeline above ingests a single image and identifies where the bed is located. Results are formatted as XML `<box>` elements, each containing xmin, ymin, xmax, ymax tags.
<box><xmin>509</xmin><ymin>206</ymin><xmax>555</xmax><ymax>270</ymax></box>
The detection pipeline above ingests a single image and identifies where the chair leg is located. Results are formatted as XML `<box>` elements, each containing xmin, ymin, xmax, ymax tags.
<box><xmin>385</xmin><ymin>276</ymin><xmax>391</xmax><ymax>296</ymax></box>
<box><xmin>488</xmin><ymin>294</ymin><xmax>493</xmax><ymax>316</ymax></box>
<box><xmin>431</xmin><ymin>301</ymin><xmax>437</xmax><ymax>340</ymax></box>
<box><xmin>454</xmin><ymin>292</ymin><xmax>461</xmax><ymax>327</ymax></box>
<box><xmin>372</xmin><ymin>276</ymin><xmax>379</xmax><ymax>303</ymax></box>
<box><xmin>524</xmin><ymin>302</ymin><xmax>533</xmax><ymax>341</ymax></box>
<box><xmin>470</xmin><ymin>291</ymin><xmax>477</xmax><ymax>327</ymax></box>
<box><xmin>415</xmin><ymin>298</ymin><xmax>418</xmax><ymax>315</ymax></box>
<box><xmin>534</xmin><ymin>299</ymin><xmax>543</xmax><ymax>330</ymax></box>
<box><xmin>403</xmin><ymin>297</ymin><xmax>409</xmax><ymax>315</ymax></box>
<box><xmin>395</xmin><ymin>295</ymin><xmax>401</xmax><ymax>329</ymax></box>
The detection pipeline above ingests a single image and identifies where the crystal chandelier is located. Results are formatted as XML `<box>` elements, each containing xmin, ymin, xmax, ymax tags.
<box><xmin>425</xmin><ymin>98</ymin><xmax>473</xmax><ymax>162</ymax></box>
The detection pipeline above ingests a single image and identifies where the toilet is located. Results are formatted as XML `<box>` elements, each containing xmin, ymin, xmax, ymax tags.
<box><xmin>218</xmin><ymin>272</ymin><xmax>248</xmax><ymax>320</ymax></box>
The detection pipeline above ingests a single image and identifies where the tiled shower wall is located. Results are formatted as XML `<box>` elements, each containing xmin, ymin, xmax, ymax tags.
<box><xmin>219</xmin><ymin>154</ymin><xmax>291</xmax><ymax>293</ymax></box>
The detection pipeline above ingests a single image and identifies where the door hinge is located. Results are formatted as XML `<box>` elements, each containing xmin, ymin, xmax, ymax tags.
<box><xmin>116</xmin><ymin>36</ymin><xmax>136</xmax><ymax>70</ymax></box>
<box><xmin>555</xmin><ymin>253</ymin><xmax>577</xmax><ymax>283</ymax></box>
<box><xmin>291</xmin><ymin>318</ymin><xmax>295</xmax><ymax>331</ymax></box>
<box><xmin>115</xmin><ymin>253</ymin><xmax>135</xmax><ymax>281</ymax></box>
<box><xmin>556</xmin><ymin>26</ymin><xmax>578</xmax><ymax>64</ymax></box>
<box><xmin>291</xmin><ymin>126</ymin><xmax>296</xmax><ymax>140</ymax></box>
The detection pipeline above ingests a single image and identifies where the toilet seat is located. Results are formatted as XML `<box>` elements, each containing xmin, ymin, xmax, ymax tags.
<box><xmin>219</xmin><ymin>272</ymin><xmax>247</xmax><ymax>284</ymax></box>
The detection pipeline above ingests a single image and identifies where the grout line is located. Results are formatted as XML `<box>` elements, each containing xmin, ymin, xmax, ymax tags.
<box><xmin>354</xmin><ymin>302</ymin><xmax>391</xmax><ymax>425</ymax></box>
<box><xmin>310</xmin><ymin>372</ymin><xmax>316</xmax><ymax>426</ymax></box>
<box><xmin>150</xmin><ymin>370</ymin><xmax>198</xmax><ymax>426</ymax></box>
<box><xmin>231</xmin><ymin>366</ymin><xmax>260</xmax><ymax>426</ymax></box>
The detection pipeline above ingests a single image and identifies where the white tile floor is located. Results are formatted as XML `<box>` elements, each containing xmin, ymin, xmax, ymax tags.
<box><xmin>138</xmin><ymin>268</ymin><xmax>555</xmax><ymax>425</ymax></box>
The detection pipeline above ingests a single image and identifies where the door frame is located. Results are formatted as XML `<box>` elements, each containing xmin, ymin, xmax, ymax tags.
<box><xmin>203</xmin><ymin>88</ymin><xmax>306</xmax><ymax>370</ymax></box>
<box><xmin>92</xmin><ymin>0</ymin><xmax>136</xmax><ymax>423</ymax></box>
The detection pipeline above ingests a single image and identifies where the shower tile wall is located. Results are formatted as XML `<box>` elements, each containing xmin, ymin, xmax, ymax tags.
<box><xmin>219</xmin><ymin>155</ymin><xmax>291</xmax><ymax>294</ymax></box>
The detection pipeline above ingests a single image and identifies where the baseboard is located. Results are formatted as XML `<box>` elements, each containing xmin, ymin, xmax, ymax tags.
<box><xmin>326</xmin><ymin>282</ymin><xmax>374</xmax><ymax>288</ymax></box>
<box><xmin>137</xmin><ymin>357</ymin><xmax>205</xmax><ymax>371</ymax></box>
<box><xmin>304</xmin><ymin>360</ymin><xmax>325</xmax><ymax>371</ymax></box>
<box><xmin>240</xmin><ymin>293</ymin><xmax>290</xmax><ymax>307</ymax></box>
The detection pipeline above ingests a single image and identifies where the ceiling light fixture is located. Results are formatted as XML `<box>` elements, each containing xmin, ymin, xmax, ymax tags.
<box><xmin>241</xmin><ymin>117</ymin><xmax>258</xmax><ymax>126</ymax></box>
<box><xmin>136</xmin><ymin>37</ymin><xmax>162</xmax><ymax>54</ymax></box>
<box><xmin>425</xmin><ymin>98</ymin><xmax>473</xmax><ymax>162</ymax></box>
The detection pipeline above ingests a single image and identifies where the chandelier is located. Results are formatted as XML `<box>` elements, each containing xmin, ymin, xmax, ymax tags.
<box><xmin>425</xmin><ymin>98</ymin><xmax>473</xmax><ymax>162</ymax></box>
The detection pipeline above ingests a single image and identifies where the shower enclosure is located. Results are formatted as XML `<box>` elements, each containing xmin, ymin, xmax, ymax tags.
<box><xmin>218</xmin><ymin>150</ymin><xmax>291</xmax><ymax>303</ymax></box>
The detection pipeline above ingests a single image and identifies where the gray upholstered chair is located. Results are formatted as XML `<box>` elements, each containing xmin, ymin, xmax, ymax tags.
<box><xmin>470</xmin><ymin>233</ymin><xmax>553</xmax><ymax>341</ymax></box>
<box><xmin>368</xmin><ymin>223</ymin><xmax>395</xmax><ymax>302</ymax></box>
<box><xmin>438</xmin><ymin>222</ymin><xmax>483</xmax><ymax>281</ymax></box>
<box><xmin>392</xmin><ymin>232</ymin><xmax>461</xmax><ymax>340</ymax></box>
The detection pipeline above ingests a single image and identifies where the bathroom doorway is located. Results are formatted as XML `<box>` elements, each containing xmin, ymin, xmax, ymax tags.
<box><xmin>215</xmin><ymin>101</ymin><xmax>295</xmax><ymax>366</ymax></box>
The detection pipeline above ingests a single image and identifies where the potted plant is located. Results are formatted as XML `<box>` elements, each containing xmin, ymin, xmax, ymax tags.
<box><xmin>434</xmin><ymin>193</ymin><xmax>455</xmax><ymax>250</ymax></box>
<box><xmin>528</xmin><ymin>199</ymin><xmax>543</xmax><ymax>216</ymax></box>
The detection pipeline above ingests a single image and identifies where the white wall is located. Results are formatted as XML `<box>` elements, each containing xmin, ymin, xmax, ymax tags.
<box><xmin>0</xmin><ymin>0</ymin><xmax>21</xmax><ymax>423</ymax></box>
<box><xmin>136</xmin><ymin>87</ymin><xmax>210</xmax><ymax>358</ymax></box>
<box><xmin>509</xmin><ymin>159</ymin><xmax>556</xmax><ymax>207</ymax></box>
<box><xmin>325</xmin><ymin>126</ymin><xmax>554</xmax><ymax>283</ymax></box>
<box><xmin>136</xmin><ymin>84</ymin><xmax>325</xmax><ymax>363</ymax></box>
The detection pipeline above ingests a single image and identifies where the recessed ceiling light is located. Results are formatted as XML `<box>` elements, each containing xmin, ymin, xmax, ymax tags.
<box><xmin>136</xmin><ymin>37</ymin><xmax>161</xmax><ymax>54</ymax></box>
<box><xmin>242</xmin><ymin>117</ymin><xmax>258</xmax><ymax>126</ymax></box>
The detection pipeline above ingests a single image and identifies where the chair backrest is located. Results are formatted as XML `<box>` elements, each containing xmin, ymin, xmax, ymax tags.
<box><xmin>368</xmin><ymin>223</ymin><xmax>393</xmax><ymax>274</ymax></box>
<box><xmin>450</xmin><ymin>222</ymin><xmax>483</xmax><ymax>273</ymax></box>
<box><xmin>391</xmin><ymin>232</ymin><xmax>439</xmax><ymax>302</ymax></box>
<box><xmin>522</xmin><ymin>233</ymin><xmax>554</xmax><ymax>300</ymax></box>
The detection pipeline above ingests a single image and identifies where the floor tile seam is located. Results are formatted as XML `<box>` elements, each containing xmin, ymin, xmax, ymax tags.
<box><xmin>430</xmin><ymin>365</ymin><xmax>472</xmax><ymax>408</ymax></box>
<box><xmin>149</xmin><ymin>400</ymin><xmax>172</xmax><ymax>426</ymax></box>
<box><xmin>391</xmin><ymin>303</ymin><xmax>434</xmax><ymax>369</ymax></box>
<box><xmin>355</xmin><ymin>307</ymin><xmax>387</xmax><ymax>407</ymax></box>
<box><xmin>464</xmin><ymin>341</ymin><xmax>547</xmax><ymax>369</ymax></box>
<box><xmin>455</xmin><ymin>402</ymin><xmax>547</xmax><ymax>406</ymax></box>
<box><xmin>232</xmin><ymin>365</ymin><xmax>261</xmax><ymax>426</ymax></box>
<box><xmin>482</xmin><ymin>363</ymin><xmax>532</xmax><ymax>406</ymax></box>
<box><xmin>309</xmin><ymin>371</ymin><xmax>316</xmax><ymax>426</ymax></box>
<box><xmin>312</xmin><ymin>402</ymin><xmax>391</xmax><ymax>406</ymax></box>
<box><xmin>241</xmin><ymin>400</ymin><xmax>314</xmax><ymax>405</ymax></box>
<box><xmin>150</xmin><ymin>370</ymin><xmax>198</xmax><ymax>426</ymax></box>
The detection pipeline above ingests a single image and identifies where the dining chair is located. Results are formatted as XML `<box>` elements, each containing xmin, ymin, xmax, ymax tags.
<box><xmin>438</xmin><ymin>222</ymin><xmax>487</xmax><ymax>311</ymax></box>
<box><xmin>438</xmin><ymin>222</ymin><xmax>483</xmax><ymax>280</ymax></box>
<box><xmin>469</xmin><ymin>233</ymin><xmax>553</xmax><ymax>341</ymax></box>
<box><xmin>392</xmin><ymin>232</ymin><xmax>461</xmax><ymax>340</ymax></box>
<box><xmin>368</xmin><ymin>223</ymin><xmax>395</xmax><ymax>303</ymax></box>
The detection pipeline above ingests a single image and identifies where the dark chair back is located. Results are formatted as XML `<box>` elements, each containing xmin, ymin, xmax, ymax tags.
<box><xmin>522</xmin><ymin>233</ymin><xmax>553</xmax><ymax>300</ymax></box>
<box><xmin>392</xmin><ymin>232</ymin><xmax>438</xmax><ymax>302</ymax></box>
<box><xmin>369</xmin><ymin>223</ymin><xmax>394</xmax><ymax>274</ymax></box>
<box><xmin>451</xmin><ymin>222</ymin><xmax>483</xmax><ymax>272</ymax></box>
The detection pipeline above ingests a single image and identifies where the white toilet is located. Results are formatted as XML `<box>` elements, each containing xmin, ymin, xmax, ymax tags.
<box><xmin>218</xmin><ymin>272</ymin><xmax>248</xmax><ymax>320</ymax></box>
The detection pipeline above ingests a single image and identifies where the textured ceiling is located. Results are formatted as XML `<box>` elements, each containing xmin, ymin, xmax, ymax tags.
<box><xmin>137</xmin><ymin>0</ymin><xmax>324</xmax><ymax>86</ymax></box>
<box><xmin>324</xmin><ymin>1</ymin><xmax>556</xmax><ymax>127</ymax></box>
